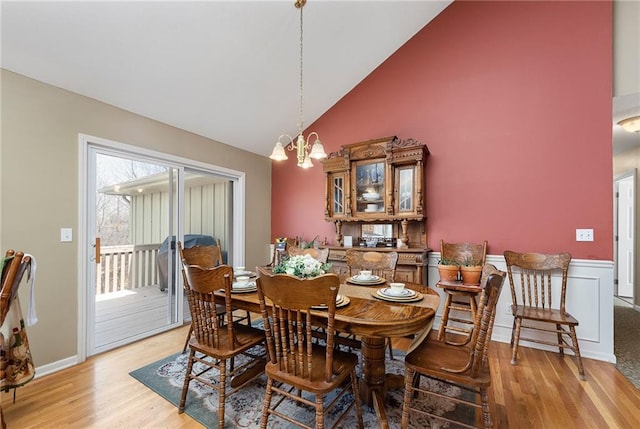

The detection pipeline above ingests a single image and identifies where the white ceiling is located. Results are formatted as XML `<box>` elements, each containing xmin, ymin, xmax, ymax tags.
<box><xmin>0</xmin><ymin>0</ymin><xmax>451</xmax><ymax>157</ymax></box>
<box><xmin>3</xmin><ymin>1</ymin><xmax>637</xmax><ymax>157</ymax></box>
<box><xmin>614</xmin><ymin>93</ymin><xmax>640</xmax><ymax>156</ymax></box>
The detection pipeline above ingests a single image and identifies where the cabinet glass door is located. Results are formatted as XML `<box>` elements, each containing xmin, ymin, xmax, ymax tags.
<box><xmin>397</xmin><ymin>167</ymin><xmax>414</xmax><ymax>212</ymax></box>
<box><xmin>331</xmin><ymin>172</ymin><xmax>346</xmax><ymax>217</ymax></box>
<box><xmin>355</xmin><ymin>161</ymin><xmax>385</xmax><ymax>214</ymax></box>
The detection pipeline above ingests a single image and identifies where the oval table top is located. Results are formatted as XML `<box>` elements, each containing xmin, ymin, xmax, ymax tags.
<box><xmin>217</xmin><ymin>280</ymin><xmax>439</xmax><ymax>339</ymax></box>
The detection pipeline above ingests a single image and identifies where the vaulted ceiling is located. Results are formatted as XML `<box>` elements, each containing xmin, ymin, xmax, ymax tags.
<box><xmin>1</xmin><ymin>0</ymin><xmax>451</xmax><ymax>156</ymax></box>
<box><xmin>2</xmin><ymin>1</ymin><xmax>637</xmax><ymax>157</ymax></box>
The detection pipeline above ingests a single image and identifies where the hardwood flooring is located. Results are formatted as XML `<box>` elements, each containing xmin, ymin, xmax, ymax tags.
<box><xmin>2</xmin><ymin>324</ymin><xmax>639</xmax><ymax>428</ymax></box>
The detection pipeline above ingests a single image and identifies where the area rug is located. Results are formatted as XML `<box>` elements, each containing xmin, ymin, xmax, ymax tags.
<box><xmin>130</xmin><ymin>345</ymin><xmax>475</xmax><ymax>428</ymax></box>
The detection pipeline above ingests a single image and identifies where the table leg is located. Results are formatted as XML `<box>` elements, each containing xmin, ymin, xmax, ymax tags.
<box><xmin>359</xmin><ymin>336</ymin><xmax>387</xmax><ymax>405</ymax></box>
<box><xmin>360</xmin><ymin>336</ymin><xmax>389</xmax><ymax>428</ymax></box>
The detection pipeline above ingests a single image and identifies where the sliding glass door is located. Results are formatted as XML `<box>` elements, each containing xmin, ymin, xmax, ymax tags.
<box><xmin>88</xmin><ymin>148</ymin><xmax>180</xmax><ymax>355</ymax></box>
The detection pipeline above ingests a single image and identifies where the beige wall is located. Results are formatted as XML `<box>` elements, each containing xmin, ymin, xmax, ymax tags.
<box><xmin>0</xmin><ymin>69</ymin><xmax>272</xmax><ymax>367</ymax></box>
<box><xmin>613</xmin><ymin>0</ymin><xmax>640</xmax><ymax>97</ymax></box>
<box><xmin>613</xmin><ymin>148</ymin><xmax>640</xmax><ymax>306</ymax></box>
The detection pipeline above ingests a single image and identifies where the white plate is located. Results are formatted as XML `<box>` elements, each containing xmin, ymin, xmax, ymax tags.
<box><xmin>379</xmin><ymin>287</ymin><xmax>416</xmax><ymax>298</ymax></box>
<box><xmin>234</xmin><ymin>270</ymin><xmax>253</xmax><ymax>276</ymax></box>
<box><xmin>354</xmin><ymin>274</ymin><xmax>380</xmax><ymax>282</ymax></box>
<box><xmin>311</xmin><ymin>295</ymin><xmax>350</xmax><ymax>309</ymax></box>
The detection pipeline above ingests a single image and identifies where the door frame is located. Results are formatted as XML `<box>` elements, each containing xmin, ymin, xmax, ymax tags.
<box><xmin>614</xmin><ymin>169</ymin><xmax>636</xmax><ymax>301</ymax></box>
<box><xmin>78</xmin><ymin>134</ymin><xmax>246</xmax><ymax>362</ymax></box>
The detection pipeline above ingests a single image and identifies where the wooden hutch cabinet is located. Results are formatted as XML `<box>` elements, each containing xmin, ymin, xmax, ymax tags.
<box><xmin>321</xmin><ymin>136</ymin><xmax>430</xmax><ymax>284</ymax></box>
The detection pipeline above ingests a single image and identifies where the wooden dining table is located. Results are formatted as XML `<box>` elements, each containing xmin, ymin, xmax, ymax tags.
<box><xmin>216</xmin><ymin>277</ymin><xmax>439</xmax><ymax>429</ymax></box>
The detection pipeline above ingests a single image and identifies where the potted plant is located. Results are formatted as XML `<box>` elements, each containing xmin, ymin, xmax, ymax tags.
<box><xmin>437</xmin><ymin>257</ymin><xmax>460</xmax><ymax>282</ymax></box>
<box><xmin>459</xmin><ymin>256</ymin><xmax>482</xmax><ymax>284</ymax></box>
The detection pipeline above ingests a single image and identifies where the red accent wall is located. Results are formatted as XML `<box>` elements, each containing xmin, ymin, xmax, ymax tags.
<box><xmin>272</xmin><ymin>0</ymin><xmax>613</xmax><ymax>260</ymax></box>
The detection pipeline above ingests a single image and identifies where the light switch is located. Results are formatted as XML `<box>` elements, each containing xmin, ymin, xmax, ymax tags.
<box><xmin>61</xmin><ymin>228</ymin><xmax>73</xmax><ymax>242</ymax></box>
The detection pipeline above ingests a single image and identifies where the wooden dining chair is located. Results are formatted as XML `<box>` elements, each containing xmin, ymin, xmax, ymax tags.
<box><xmin>437</xmin><ymin>240</ymin><xmax>488</xmax><ymax>345</ymax></box>
<box><xmin>504</xmin><ymin>250</ymin><xmax>585</xmax><ymax>380</ymax></box>
<box><xmin>178</xmin><ymin>260</ymin><xmax>266</xmax><ymax>429</ymax></box>
<box><xmin>401</xmin><ymin>268</ymin><xmax>506</xmax><ymax>429</ymax></box>
<box><xmin>256</xmin><ymin>269</ymin><xmax>364</xmax><ymax>429</ymax></box>
<box><xmin>345</xmin><ymin>249</ymin><xmax>398</xmax><ymax>357</ymax></box>
<box><xmin>178</xmin><ymin>241</ymin><xmax>251</xmax><ymax>353</ymax></box>
<box><xmin>287</xmin><ymin>246</ymin><xmax>330</xmax><ymax>263</ymax></box>
<box><xmin>345</xmin><ymin>249</ymin><xmax>398</xmax><ymax>281</ymax></box>
<box><xmin>1</xmin><ymin>250</ymin><xmax>27</xmax><ymax>324</ymax></box>
<box><xmin>1</xmin><ymin>250</ymin><xmax>33</xmax><ymax>429</ymax></box>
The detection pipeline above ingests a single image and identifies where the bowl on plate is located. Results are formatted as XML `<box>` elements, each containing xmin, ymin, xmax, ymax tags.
<box><xmin>235</xmin><ymin>275</ymin><xmax>251</xmax><ymax>287</ymax></box>
<box><xmin>362</xmin><ymin>192</ymin><xmax>380</xmax><ymax>201</ymax></box>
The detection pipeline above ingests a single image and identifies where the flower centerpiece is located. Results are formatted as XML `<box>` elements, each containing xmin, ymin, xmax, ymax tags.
<box><xmin>272</xmin><ymin>254</ymin><xmax>332</xmax><ymax>279</ymax></box>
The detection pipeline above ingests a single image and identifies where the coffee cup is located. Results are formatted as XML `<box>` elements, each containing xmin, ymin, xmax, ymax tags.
<box><xmin>389</xmin><ymin>282</ymin><xmax>406</xmax><ymax>294</ymax></box>
<box><xmin>235</xmin><ymin>275</ymin><xmax>250</xmax><ymax>287</ymax></box>
<box><xmin>359</xmin><ymin>270</ymin><xmax>373</xmax><ymax>279</ymax></box>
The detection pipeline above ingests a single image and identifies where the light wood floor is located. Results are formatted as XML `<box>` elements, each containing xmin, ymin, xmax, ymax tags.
<box><xmin>2</xmin><ymin>324</ymin><xmax>639</xmax><ymax>428</ymax></box>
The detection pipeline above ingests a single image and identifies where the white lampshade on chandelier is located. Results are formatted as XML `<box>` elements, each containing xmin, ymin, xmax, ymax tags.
<box><xmin>270</xmin><ymin>0</ymin><xmax>327</xmax><ymax>169</ymax></box>
<box><xmin>618</xmin><ymin>115</ymin><xmax>640</xmax><ymax>134</ymax></box>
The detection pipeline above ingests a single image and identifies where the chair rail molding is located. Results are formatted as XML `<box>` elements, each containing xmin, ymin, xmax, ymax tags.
<box><xmin>427</xmin><ymin>253</ymin><xmax>615</xmax><ymax>363</ymax></box>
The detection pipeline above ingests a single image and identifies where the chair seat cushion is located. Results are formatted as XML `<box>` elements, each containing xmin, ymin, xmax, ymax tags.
<box><xmin>189</xmin><ymin>324</ymin><xmax>265</xmax><ymax>359</ymax></box>
<box><xmin>405</xmin><ymin>338</ymin><xmax>491</xmax><ymax>387</ymax></box>
<box><xmin>265</xmin><ymin>344</ymin><xmax>358</xmax><ymax>394</ymax></box>
<box><xmin>512</xmin><ymin>305</ymin><xmax>578</xmax><ymax>325</ymax></box>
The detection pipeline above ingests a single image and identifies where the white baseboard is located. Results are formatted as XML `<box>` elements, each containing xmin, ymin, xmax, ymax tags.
<box><xmin>33</xmin><ymin>355</ymin><xmax>80</xmax><ymax>379</ymax></box>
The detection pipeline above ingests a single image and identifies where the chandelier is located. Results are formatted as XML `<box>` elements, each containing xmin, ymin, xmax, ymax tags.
<box><xmin>269</xmin><ymin>0</ymin><xmax>327</xmax><ymax>168</ymax></box>
<box><xmin>618</xmin><ymin>115</ymin><xmax>640</xmax><ymax>134</ymax></box>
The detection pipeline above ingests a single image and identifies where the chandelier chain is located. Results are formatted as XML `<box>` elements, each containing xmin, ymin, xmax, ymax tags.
<box><xmin>298</xmin><ymin>3</ymin><xmax>304</xmax><ymax>136</ymax></box>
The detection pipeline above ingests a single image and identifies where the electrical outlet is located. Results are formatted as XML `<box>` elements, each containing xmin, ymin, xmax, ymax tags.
<box><xmin>576</xmin><ymin>228</ymin><xmax>594</xmax><ymax>242</ymax></box>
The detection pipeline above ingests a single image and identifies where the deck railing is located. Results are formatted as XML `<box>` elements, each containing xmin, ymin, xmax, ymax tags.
<box><xmin>97</xmin><ymin>244</ymin><xmax>161</xmax><ymax>295</ymax></box>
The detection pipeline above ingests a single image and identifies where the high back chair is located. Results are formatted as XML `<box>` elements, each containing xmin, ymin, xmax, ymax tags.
<box><xmin>1</xmin><ymin>250</ymin><xmax>29</xmax><ymax>324</ymax></box>
<box><xmin>503</xmin><ymin>250</ymin><xmax>584</xmax><ymax>380</ymax></box>
<box><xmin>345</xmin><ymin>249</ymin><xmax>398</xmax><ymax>357</ymax></box>
<box><xmin>181</xmin><ymin>242</ymin><xmax>223</xmax><ymax>267</ymax></box>
<box><xmin>1</xmin><ymin>250</ymin><xmax>34</xmax><ymax>428</ymax></box>
<box><xmin>178</xmin><ymin>260</ymin><xmax>266</xmax><ymax>429</ymax></box>
<box><xmin>287</xmin><ymin>246</ymin><xmax>330</xmax><ymax>263</ymax></box>
<box><xmin>401</xmin><ymin>268</ymin><xmax>506</xmax><ymax>429</ymax></box>
<box><xmin>345</xmin><ymin>249</ymin><xmax>398</xmax><ymax>281</ymax></box>
<box><xmin>179</xmin><ymin>241</ymin><xmax>250</xmax><ymax>353</ymax></box>
<box><xmin>437</xmin><ymin>240</ymin><xmax>488</xmax><ymax>345</ymax></box>
<box><xmin>256</xmin><ymin>268</ymin><xmax>364</xmax><ymax>429</ymax></box>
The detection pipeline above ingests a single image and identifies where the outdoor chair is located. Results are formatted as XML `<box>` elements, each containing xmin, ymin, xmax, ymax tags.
<box><xmin>504</xmin><ymin>250</ymin><xmax>585</xmax><ymax>380</ymax></box>
<box><xmin>256</xmin><ymin>268</ymin><xmax>364</xmax><ymax>429</ymax></box>
<box><xmin>401</xmin><ymin>268</ymin><xmax>506</xmax><ymax>429</ymax></box>
<box><xmin>178</xmin><ymin>261</ymin><xmax>266</xmax><ymax>429</ymax></box>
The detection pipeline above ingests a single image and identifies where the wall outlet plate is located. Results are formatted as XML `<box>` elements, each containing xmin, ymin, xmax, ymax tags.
<box><xmin>576</xmin><ymin>228</ymin><xmax>594</xmax><ymax>241</ymax></box>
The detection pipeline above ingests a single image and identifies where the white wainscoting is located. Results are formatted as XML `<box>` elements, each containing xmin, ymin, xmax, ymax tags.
<box><xmin>427</xmin><ymin>253</ymin><xmax>615</xmax><ymax>363</ymax></box>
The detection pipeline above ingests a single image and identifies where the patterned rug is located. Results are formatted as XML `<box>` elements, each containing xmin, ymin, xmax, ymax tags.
<box><xmin>130</xmin><ymin>345</ymin><xmax>475</xmax><ymax>428</ymax></box>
